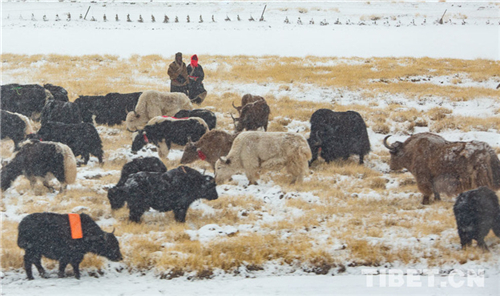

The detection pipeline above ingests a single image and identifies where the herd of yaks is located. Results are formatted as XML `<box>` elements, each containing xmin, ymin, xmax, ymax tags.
<box><xmin>1</xmin><ymin>83</ymin><xmax>499</xmax><ymax>280</ymax></box>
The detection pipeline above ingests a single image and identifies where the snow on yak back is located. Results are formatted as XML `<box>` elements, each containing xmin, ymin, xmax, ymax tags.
<box><xmin>384</xmin><ymin>132</ymin><xmax>500</xmax><ymax>205</ymax></box>
<box><xmin>107</xmin><ymin>156</ymin><xmax>167</xmax><ymax>209</ymax></box>
<box><xmin>107</xmin><ymin>166</ymin><xmax>218</xmax><ymax>223</ymax></box>
<box><xmin>125</xmin><ymin>90</ymin><xmax>193</xmax><ymax>132</ymax></box>
<box><xmin>453</xmin><ymin>187</ymin><xmax>500</xmax><ymax>251</ymax></box>
<box><xmin>131</xmin><ymin>116</ymin><xmax>208</xmax><ymax>159</ymax></box>
<box><xmin>17</xmin><ymin>212</ymin><xmax>122</xmax><ymax>279</ymax></box>
<box><xmin>1</xmin><ymin>140</ymin><xmax>76</xmax><ymax>193</ymax></box>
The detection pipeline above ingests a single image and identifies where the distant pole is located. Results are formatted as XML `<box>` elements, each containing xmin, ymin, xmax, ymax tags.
<box><xmin>259</xmin><ymin>4</ymin><xmax>267</xmax><ymax>21</ymax></box>
<box><xmin>438</xmin><ymin>9</ymin><xmax>447</xmax><ymax>24</ymax></box>
<box><xmin>84</xmin><ymin>6</ymin><xmax>91</xmax><ymax>20</ymax></box>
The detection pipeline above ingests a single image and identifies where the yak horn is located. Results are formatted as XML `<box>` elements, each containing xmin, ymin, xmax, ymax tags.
<box><xmin>232</xmin><ymin>101</ymin><xmax>239</xmax><ymax>110</ymax></box>
<box><xmin>126</xmin><ymin>128</ymin><xmax>135</xmax><ymax>133</ymax></box>
<box><xmin>383</xmin><ymin>135</ymin><xmax>395</xmax><ymax>151</ymax></box>
<box><xmin>111</xmin><ymin>228</ymin><xmax>116</xmax><ymax>234</ymax></box>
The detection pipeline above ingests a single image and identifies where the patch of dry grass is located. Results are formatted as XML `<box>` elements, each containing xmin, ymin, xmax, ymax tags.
<box><xmin>1</xmin><ymin>53</ymin><xmax>499</xmax><ymax>276</ymax></box>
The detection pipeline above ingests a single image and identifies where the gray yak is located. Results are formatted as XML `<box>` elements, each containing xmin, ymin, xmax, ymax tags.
<box><xmin>215</xmin><ymin>131</ymin><xmax>312</xmax><ymax>185</ymax></box>
<box><xmin>384</xmin><ymin>132</ymin><xmax>500</xmax><ymax>205</ymax></box>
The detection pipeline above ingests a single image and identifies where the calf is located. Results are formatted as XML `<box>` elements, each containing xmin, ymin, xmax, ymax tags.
<box><xmin>215</xmin><ymin>131</ymin><xmax>312</xmax><ymax>185</ymax></box>
<box><xmin>180</xmin><ymin>130</ymin><xmax>236</xmax><ymax>170</ymax></box>
<box><xmin>1</xmin><ymin>110</ymin><xmax>35</xmax><ymax>151</ymax></box>
<box><xmin>131</xmin><ymin>116</ymin><xmax>208</xmax><ymax>159</ymax></box>
<box><xmin>231</xmin><ymin>100</ymin><xmax>270</xmax><ymax>132</ymax></box>
<box><xmin>453</xmin><ymin>187</ymin><xmax>500</xmax><ymax>251</ymax></box>
<box><xmin>108</xmin><ymin>166</ymin><xmax>218</xmax><ymax>223</ymax></box>
<box><xmin>31</xmin><ymin>121</ymin><xmax>104</xmax><ymax>165</ymax></box>
<box><xmin>1</xmin><ymin>140</ymin><xmax>77</xmax><ymax>193</ymax></box>
<box><xmin>18</xmin><ymin>212</ymin><xmax>122</xmax><ymax>279</ymax></box>
<box><xmin>174</xmin><ymin>109</ymin><xmax>217</xmax><ymax>130</ymax></box>
<box><xmin>40</xmin><ymin>100</ymin><xmax>82</xmax><ymax>125</ymax></box>
<box><xmin>107</xmin><ymin>157</ymin><xmax>167</xmax><ymax>205</ymax></box>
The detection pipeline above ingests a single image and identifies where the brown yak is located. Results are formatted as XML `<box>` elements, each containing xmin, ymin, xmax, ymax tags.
<box><xmin>384</xmin><ymin>132</ymin><xmax>500</xmax><ymax>205</ymax></box>
<box><xmin>180</xmin><ymin>130</ymin><xmax>237</xmax><ymax>170</ymax></box>
<box><xmin>232</xmin><ymin>94</ymin><xmax>266</xmax><ymax>114</ymax></box>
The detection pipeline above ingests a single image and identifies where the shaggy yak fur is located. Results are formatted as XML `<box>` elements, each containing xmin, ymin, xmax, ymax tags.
<box><xmin>180</xmin><ymin>130</ymin><xmax>237</xmax><ymax>170</ymax></box>
<box><xmin>384</xmin><ymin>132</ymin><xmax>500</xmax><ymax>205</ymax></box>
<box><xmin>308</xmin><ymin>109</ymin><xmax>371</xmax><ymax>166</ymax></box>
<box><xmin>125</xmin><ymin>90</ymin><xmax>193</xmax><ymax>131</ymax></box>
<box><xmin>174</xmin><ymin>108</ymin><xmax>217</xmax><ymax>130</ymax></box>
<box><xmin>43</xmin><ymin>84</ymin><xmax>69</xmax><ymax>102</ymax></box>
<box><xmin>107</xmin><ymin>166</ymin><xmax>218</xmax><ymax>223</ymax></box>
<box><xmin>231</xmin><ymin>100</ymin><xmax>270</xmax><ymax>132</ymax></box>
<box><xmin>1</xmin><ymin>140</ymin><xmax>77</xmax><ymax>193</ymax></box>
<box><xmin>1</xmin><ymin>83</ymin><xmax>53</xmax><ymax>119</ymax></box>
<box><xmin>453</xmin><ymin>187</ymin><xmax>500</xmax><ymax>251</ymax></box>
<box><xmin>30</xmin><ymin>121</ymin><xmax>104</xmax><ymax>165</ymax></box>
<box><xmin>107</xmin><ymin>157</ymin><xmax>167</xmax><ymax>202</ymax></box>
<box><xmin>40</xmin><ymin>100</ymin><xmax>82</xmax><ymax>125</ymax></box>
<box><xmin>1</xmin><ymin>110</ymin><xmax>35</xmax><ymax>151</ymax></box>
<box><xmin>215</xmin><ymin>131</ymin><xmax>312</xmax><ymax>185</ymax></box>
<box><xmin>75</xmin><ymin>92</ymin><xmax>142</xmax><ymax>126</ymax></box>
<box><xmin>131</xmin><ymin>116</ymin><xmax>208</xmax><ymax>159</ymax></box>
<box><xmin>18</xmin><ymin>212</ymin><xmax>122</xmax><ymax>280</ymax></box>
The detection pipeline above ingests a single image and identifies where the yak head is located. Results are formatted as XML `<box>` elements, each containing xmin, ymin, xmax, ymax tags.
<box><xmin>126</xmin><ymin>111</ymin><xmax>147</xmax><ymax>132</ymax></box>
<box><xmin>214</xmin><ymin>156</ymin><xmax>235</xmax><ymax>184</ymax></box>
<box><xmin>180</xmin><ymin>137</ymin><xmax>202</xmax><ymax>165</ymax></box>
<box><xmin>107</xmin><ymin>187</ymin><xmax>126</xmax><ymax>210</ymax></box>
<box><xmin>230</xmin><ymin>113</ymin><xmax>243</xmax><ymax>132</ymax></box>
<box><xmin>86</xmin><ymin>228</ymin><xmax>123</xmax><ymax>262</ymax></box>
<box><xmin>131</xmin><ymin>130</ymin><xmax>149</xmax><ymax>153</ymax></box>
<box><xmin>383</xmin><ymin>135</ymin><xmax>407</xmax><ymax>171</ymax></box>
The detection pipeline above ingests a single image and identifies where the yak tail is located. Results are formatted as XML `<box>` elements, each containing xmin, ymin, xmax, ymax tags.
<box><xmin>57</xmin><ymin>143</ymin><xmax>77</xmax><ymax>185</ymax></box>
<box><xmin>493</xmin><ymin>211</ymin><xmax>500</xmax><ymax>238</ymax></box>
<box><xmin>490</xmin><ymin>151</ymin><xmax>500</xmax><ymax>190</ymax></box>
<box><xmin>1</xmin><ymin>155</ymin><xmax>24</xmax><ymax>191</ymax></box>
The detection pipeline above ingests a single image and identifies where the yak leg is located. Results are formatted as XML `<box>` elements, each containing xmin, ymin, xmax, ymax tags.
<box><xmin>42</xmin><ymin>173</ymin><xmax>57</xmax><ymax>193</ymax></box>
<box><xmin>433</xmin><ymin>191</ymin><xmax>441</xmax><ymax>201</ymax></box>
<box><xmin>246</xmin><ymin>170</ymin><xmax>260</xmax><ymax>185</ymax></box>
<box><xmin>82</xmin><ymin>153</ymin><xmax>90</xmax><ymax>165</ymax></box>
<box><xmin>358</xmin><ymin>154</ymin><xmax>364</xmax><ymax>165</ymax></box>
<box><xmin>308</xmin><ymin>146</ymin><xmax>319</xmax><ymax>167</ymax></box>
<box><xmin>174</xmin><ymin>208</ymin><xmax>188</xmax><ymax>223</ymax></box>
<box><xmin>58</xmin><ymin>259</ymin><xmax>68</xmax><ymax>278</ymax></box>
<box><xmin>33</xmin><ymin>253</ymin><xmax>46</xmax><ymax>278</ymax></box>
<box><xmin>157</xmin><ymin>140</ymin><xmax>170</xmax><ymax>159</ymax></box>
<box><xmin>477</xmin><ymin>238</ymin><xmax>489</xmax><ymax>251</ymax></box>
<box><xmin>70</xmin><ymin>260</ymin><xmax>82</xmax><ymax>279</ymax></box>
<box><xmin>416</xmin><ymin>175</ymin><xmax>434</xmax><ymax>205</ymax></box>
<box><xmin>24</xmin><ymin>251</ymin><xmax>43</xmax><ymax>280</ymax></box>
<box><xmin>129</xmin><ymin>207</ymin><xmax>145</xmax><ymax>223</ymax></box>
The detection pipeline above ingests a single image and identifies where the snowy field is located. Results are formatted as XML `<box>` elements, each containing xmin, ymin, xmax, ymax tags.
<box><xmin>2</xmin><ymin>1</ymin><xmax>500</xmax><ymax>295</ymax></box>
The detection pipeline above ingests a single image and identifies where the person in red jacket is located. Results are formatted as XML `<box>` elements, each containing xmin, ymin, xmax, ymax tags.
<box><xmin>187</xmin><ymin>54</ymin><xmax>207</xmax><ymax>104</ymax></box>
<box><xmin>167</xmin><ymin>52</ymin><xmax>189</xmax><ymax>96</ymax></box>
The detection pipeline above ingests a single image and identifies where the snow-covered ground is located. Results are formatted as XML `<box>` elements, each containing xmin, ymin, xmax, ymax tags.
<box><xmin>2</xmin><ymin>1</ymin><xmax>500</xmax><ymax>295</ymax></box>
<box><xmin>2</xmin><ymin>0</ymin><xmax>500</xmax><ymax>59</ymax></box>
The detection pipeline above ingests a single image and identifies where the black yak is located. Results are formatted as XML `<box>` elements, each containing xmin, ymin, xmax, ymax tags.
<box><xmin>308</xmin><ymin>109</ymin><xmax>371</xmax><ymax>166</ymax></box>
<box><xmin>453</xmin><ymin>187</ymin><xmax>500</xmax><ymax>251</ymax></box>
<box><xmin>17</xmin><ymin>212</ymin><xmax>122</xmax><ymax>279</ymax></box>
<box><xmin>108</xmin><ymin>166</ymin><xmax>218</xmax><ymax>223</ymax></box>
